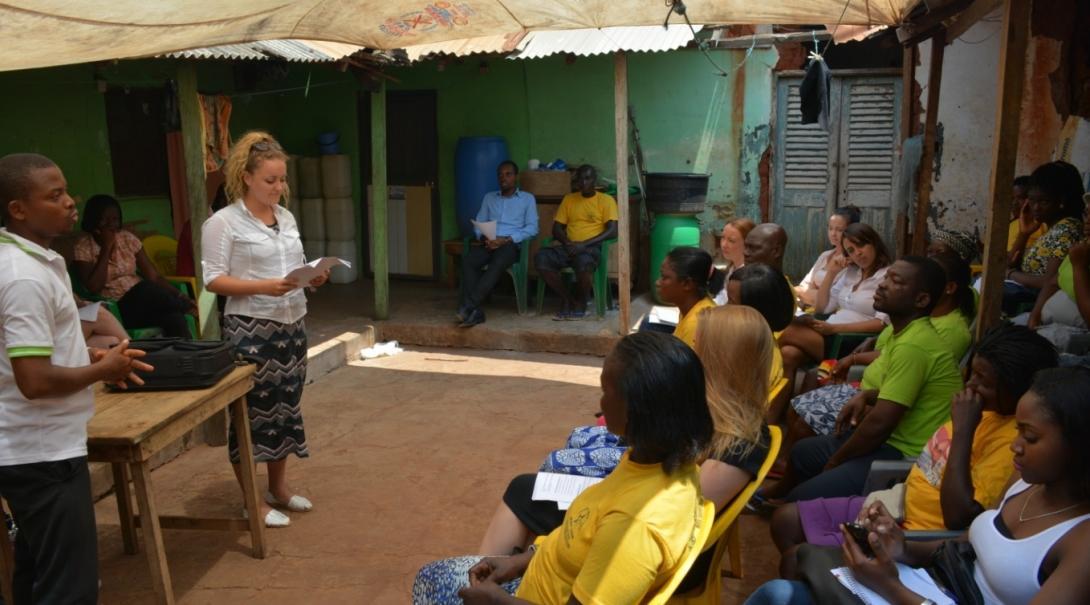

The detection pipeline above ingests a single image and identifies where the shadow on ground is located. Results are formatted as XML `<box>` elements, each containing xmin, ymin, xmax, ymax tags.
<box><xmin>94</xmin><ymin>348</ymin><xmax>777</xmax><ymax>604</ymax></box>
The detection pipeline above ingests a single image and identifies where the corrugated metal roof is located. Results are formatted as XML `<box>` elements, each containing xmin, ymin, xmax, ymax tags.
<box><xmin>164</xmin><ymin>39</ymin><xmax>363</xmax><ymax>63</ymax></box>
<box><xmin>402</xmin><ymin>32</ymin><xmax>524</xmax><ymax>63</ymax></box>
<box><xmin>511</xmin><ymin>25</ymin><xmax>701</xmax><ymax>60</ymax></box>
<box><xmin>2</xmin><ymin>1</ymin><xmax>925</xmax><ymax>73</ymax></box>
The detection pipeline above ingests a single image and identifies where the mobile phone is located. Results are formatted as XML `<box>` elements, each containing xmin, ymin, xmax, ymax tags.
<box><xmin>844</xmin><ymin>522</ymin><xmax>875</xmax><ymax>557</ymax></box>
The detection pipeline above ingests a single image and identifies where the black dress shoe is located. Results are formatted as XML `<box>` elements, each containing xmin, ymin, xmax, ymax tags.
<box><xmin>456</xmin><ymin>305</ymin><xmax>469</xmax><ymax>322</ymax></box>
<box><xmin>458</xmin><ymin>308</ymin><xmax>485</xmax><ymax>328</ymax></box>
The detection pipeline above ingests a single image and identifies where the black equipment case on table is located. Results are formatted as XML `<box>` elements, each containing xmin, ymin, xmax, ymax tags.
<box><xmin>110</xmin><ymin>338</ymin><xmax>240</xmax><ymax>391</ymax></box>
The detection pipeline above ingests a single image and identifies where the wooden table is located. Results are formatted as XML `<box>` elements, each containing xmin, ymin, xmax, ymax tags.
<box><xmin>87</xmin><ymin>364</ymin><xmax>265</xmax><ymax>605</ymax></box>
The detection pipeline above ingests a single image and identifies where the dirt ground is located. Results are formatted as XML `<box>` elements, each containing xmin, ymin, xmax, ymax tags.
<box><xmin>94</xmin><ymin>347</ymin><xmax>778</xmax><ymax>604</ymax></box>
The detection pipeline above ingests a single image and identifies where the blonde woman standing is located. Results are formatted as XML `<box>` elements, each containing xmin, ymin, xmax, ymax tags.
<box><xmin>201</xmin><ymin>131</ymin><xmax>327</xmax><ymax>528</ymax></box>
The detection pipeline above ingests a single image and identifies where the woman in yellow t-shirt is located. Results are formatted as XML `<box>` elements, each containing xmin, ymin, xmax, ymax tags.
<box><xmin>769</xmin><ymin>324</ymin><xmax>1058</xmax><ymax>579</ymax></box>
<box><xmin>412</xmin><ymin>332</ymin><xmax>714</xmax><ymax>605</ymax></box>
<box><xmin>658</xmin><ymin>246</ymin><xmax>717</xmax><ymax>348</ymax></box>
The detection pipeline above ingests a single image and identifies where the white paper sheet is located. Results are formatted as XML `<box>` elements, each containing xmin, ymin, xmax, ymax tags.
<box><xmin>648</xmin><ymin>305</ymin><xmax>680</xmax><ymax>326</ymax></box>
<box><xmin>471</xmin><ymin>219</ymin><xmax>498</xmax><ymax>240</ymax></box>
<box><xmin>831</xmin><ymin>564</ymin><xmax>954</xmax><ymax>605</ymax></box>
<box><xmin>285</xmin><ymin>257</ymin><xmax>351</xmax><ymax>285</ymax></box>
<box><xmin>78</xmin><ymin>301</ymin><xmax>102</xmax><ymax>322</ymax></box>
<box><xmin>531</xmin><ymin>472</ymin><xmax>602</xmax><ymax>509</ymax></box>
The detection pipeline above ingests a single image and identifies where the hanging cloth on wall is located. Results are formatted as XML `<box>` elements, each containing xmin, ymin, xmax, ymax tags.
<box><xmin>198</xmin><ymin>94</ymin><xmax>233</xmax><ymax>172</ymax></box>
<box><xmin>799</xmin><ymin>54</ymin><xmax>832</xmax><ymax>131</ymax></box>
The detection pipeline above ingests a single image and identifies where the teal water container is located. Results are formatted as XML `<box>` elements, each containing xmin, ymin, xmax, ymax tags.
<box><xmin>650</xmin><ymin>214</ymin><xmax>702</xmax><ymax>303</ymax></box>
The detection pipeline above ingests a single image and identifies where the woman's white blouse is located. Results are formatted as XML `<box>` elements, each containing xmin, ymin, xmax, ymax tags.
<box><xmin>801</xmin><ymin>249</ymin><xmax>838</xmax><ymax>291</ymax></box>
<box><xmin>201</xmin><ymin>200</ymin><xmax>307</xmax><ymax>324</ymax></box>
<box><xmin>822</xmin><ymin>264</ymin><xmax>889</xmax><ymax>325</ymax></box>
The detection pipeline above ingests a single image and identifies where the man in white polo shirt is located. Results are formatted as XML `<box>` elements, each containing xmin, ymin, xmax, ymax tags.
<box><xmin>0</xmin><ymin>153</ymin><xmax>151</xmax><ymax>603</ymax></box>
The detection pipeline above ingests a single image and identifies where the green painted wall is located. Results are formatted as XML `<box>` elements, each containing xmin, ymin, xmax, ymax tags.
<box><xmin>388</xmin><ymin>49</ymin><xmax>773</xmax><ymax>244</ymax></box>
<box><xmin>0</xmin><ymin>49</ymin><xmax>777</xmax><ymax>277</ymax></box>
<box><xmin>0</xmin><ymin>59</ymin><xmax>235</xmax><ymax>238</ymax></box>
<box><xmin>389</xmin><ymin>58</ymin><xmax>531</xmax><ymax>242</ymax></box>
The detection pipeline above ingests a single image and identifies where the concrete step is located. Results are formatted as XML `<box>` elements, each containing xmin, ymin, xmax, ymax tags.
<box><xmin>375</xmin><ymin>319</ymin><xmax>618</xmax><ymax>357</ymax></box>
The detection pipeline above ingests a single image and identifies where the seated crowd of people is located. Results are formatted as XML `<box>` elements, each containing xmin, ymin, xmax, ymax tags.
<box><xmin>3</xmin><ymin>146</ymin><xmax>1087</xmax><ymax>602</ymax></box>
<box><xmin>421</xmin><ymin>159</ymin><xmax>1090</xmax><ymax>605</ymax></box>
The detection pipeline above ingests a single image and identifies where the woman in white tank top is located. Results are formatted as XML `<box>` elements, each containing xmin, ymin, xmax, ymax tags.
<box><xmin>840</xmin><ymin>366</ymin><xmax>1090</xmax><ymax>605</ymax></box>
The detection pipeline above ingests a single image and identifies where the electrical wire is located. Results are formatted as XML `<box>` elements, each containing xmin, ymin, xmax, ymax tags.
<box><xmin>662</xmin><ymin>0</ymin><xmax>749</xmax><ymax>77</ymax></box>
<box><xmin>820</xmin><ymin>0</ymin><xmax>855</xmax><ymax>57</ymax></box>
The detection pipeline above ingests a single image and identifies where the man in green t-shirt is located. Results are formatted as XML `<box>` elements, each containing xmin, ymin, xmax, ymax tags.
<box><xmin>767</xmin><ymin>256</ymin><xmax>963</xmax><ymax>502</ymax></box>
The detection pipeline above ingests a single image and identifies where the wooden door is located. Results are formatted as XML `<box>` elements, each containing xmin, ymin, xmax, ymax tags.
<box><xmin>834</xmin><ymin>78</ymin><xmax>901</xmax><ymax>248</ymax></box>
<box><xmin>773</xmin><ymin>77</ymin><xmax>840</xmax><ymax>279</ymax></box>
<box><xmin>773</xmin><ymin>73</ymin><xmax>901</xmax><ymax>279</ymax></box>
<box><xmin>358</xmin><ymin>90</ymin><xmax>440</xmax><ymax>279</ymax></box>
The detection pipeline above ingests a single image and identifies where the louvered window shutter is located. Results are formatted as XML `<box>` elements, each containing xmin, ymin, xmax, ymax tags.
<box><xmin>836</xmin><ymin>79</ymin><xmax>901</xmax><ymax>244</ymax></box>
<box><xmin>774</xmin><ymin>79</ymin><xmax>838</xmax><ymax>278</ymax></box>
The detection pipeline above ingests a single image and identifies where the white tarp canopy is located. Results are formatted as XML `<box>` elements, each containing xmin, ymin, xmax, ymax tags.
<box><xmin>0</xmin><ymin>0</ymin><xmax>922</xmax><ymax>72</ymax></box>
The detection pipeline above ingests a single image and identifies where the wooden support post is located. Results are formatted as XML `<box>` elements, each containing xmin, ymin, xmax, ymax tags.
<box><xmin>177</xmin><ymin>62</ymin><xmax>218</xmax><ymax>340</ymax></box>
<box><xmin>371</xmin><ymin>81</ymin><xmax>389</xmax><ymax>320</ymax></box>
<box><xmin>896</xmin><ymin>44</ymin><xmax>918</xmax><ymax>257</ymax></box>
<box><xmin>614</xmin><ymin>52</ymin><xmax>631</xmax><ymax>335</ymax></box>
<box><xmin>911</xmin><ymin>30</ymin><xmax>946</xmax><ymax>254</ymax></box>
<box><xmin>977</xmin><ymin>0</ymin><xmax>1030</xmax><ymax>338</ymax></box>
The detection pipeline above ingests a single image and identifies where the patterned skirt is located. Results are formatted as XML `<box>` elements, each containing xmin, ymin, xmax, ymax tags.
<box><xmin>790</xmin><ymin>383</ymin><xmax>860</xmax><ymax>436</ymax></box>
<box><xmin>412</xmin><ymin>556</ymin><xmax>521</xmax><ymax>605</ymax></box>
<box><xmin>223</xmin><ymin>314</ymin><xmax>310</xmax><ymax>463</ymax></box>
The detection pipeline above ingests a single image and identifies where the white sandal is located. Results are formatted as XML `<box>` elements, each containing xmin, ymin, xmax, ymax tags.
<box><xmin>264</xmin><ymin>491</ymin><xmax>313</xmax><ymax>512</ymax></box>
<box><xmin>242</xmin><ymin>507</ymin><xmax>290</xmax><ymax>528</ymax></box>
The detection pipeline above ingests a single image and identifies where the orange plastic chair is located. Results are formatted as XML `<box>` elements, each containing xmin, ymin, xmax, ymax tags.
<box><xmin>668</xmin><ymin>425</ymin><xmax>782</xmax><ymax>603</ymax></box>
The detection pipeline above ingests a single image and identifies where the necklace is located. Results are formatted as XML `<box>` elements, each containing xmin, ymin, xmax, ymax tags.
<box><xmin>1018</xmin><ymin>486</ymin><xmax>1087</xmax><ymax>523</ymax></box>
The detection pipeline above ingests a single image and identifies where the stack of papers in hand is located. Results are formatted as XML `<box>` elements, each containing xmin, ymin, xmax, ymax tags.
<box><xmin>78</xmin><ymin>301</ymin><xmax>102</xmax><ymax>322</ymax></box>
<box><xmin>531</xmin><ymin>472</ymin><xmax>603</xmax><ymax>511</ymax></box>
<box><xmin>831</xmin><ymin>564</ymin><xmax>954</xmax><ymax>605</ymax></box>
<box><xmin>648</xmin><ymin>305</ymin><xmax>680</xmax><ymax>326</ymax></box>
<box><xmin>285</xmin><ymin>257</ymin><xmax>351</xmax><ymax>286</ymax></box>
<box><xmin>471</xmin><ymin>220</ymin><xmax>498</xmax><ymax>240</ymax></box>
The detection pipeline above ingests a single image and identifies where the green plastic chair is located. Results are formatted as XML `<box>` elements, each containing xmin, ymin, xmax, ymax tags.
<box><xmin>70</xmin><ymin>269</ymin><xmax>196</xmax><ymax>339</ymax></box>
<box><xmin>534</xmin><ymin>237</ymin><xmax>616</xmax><ymax>318</ymax></box>
<box><xmin>461</xmin><ymin>237</ymin><xmax>531</xmax><ymax>315</ymax></box>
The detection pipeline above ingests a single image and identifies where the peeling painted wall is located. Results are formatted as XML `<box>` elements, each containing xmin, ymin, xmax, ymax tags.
<box><xmin>915</xmin><ymin>14</ymin><xmax>1002</xmax><ymax>237</ymax></box>
<box><xmin>916</xmin><ymin>6</ymin><xmax>1090</xmax><ymax>237</ymax></box>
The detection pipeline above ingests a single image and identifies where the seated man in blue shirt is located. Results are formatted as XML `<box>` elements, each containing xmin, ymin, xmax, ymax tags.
<box><xmin>458</xmin><ymin>161</ymin><xmax>539</xmax><ymax>328</ymax></box>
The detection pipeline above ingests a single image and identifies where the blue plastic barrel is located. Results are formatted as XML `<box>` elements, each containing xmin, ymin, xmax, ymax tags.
<box><xmin>455</xmin><ymin>137</ymin><xmax>509</xmax><ymax>238</ymax></box>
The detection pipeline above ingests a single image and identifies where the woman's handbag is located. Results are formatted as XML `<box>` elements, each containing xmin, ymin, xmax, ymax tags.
<box><xmin>928</xmin><ymin>540</ymin><xmax>985</xmax><ymax>605</ymax></box>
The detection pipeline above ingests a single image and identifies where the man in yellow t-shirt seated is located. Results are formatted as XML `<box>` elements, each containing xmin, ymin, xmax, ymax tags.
<box><xmin>535</xmin><ymin>164</ymin><xmax>618</xmax><ymax>320</ymax></box>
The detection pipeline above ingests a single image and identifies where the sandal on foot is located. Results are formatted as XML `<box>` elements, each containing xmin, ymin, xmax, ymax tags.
<box><xmin>265</xmin><ymin>491</ymin><xmax>313</xmax><ymax>512</ymax></box>
<box><xmin>242</xmin><ymin>507</ymin><xmax>291</xmax><ymax>528</ymax></box>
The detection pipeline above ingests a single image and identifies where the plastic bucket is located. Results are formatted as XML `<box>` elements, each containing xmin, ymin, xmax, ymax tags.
<box><xmin>649</xmin><ymin>213</ymin><xmax>702</xmax><ymax>303</ymax></box>
<box><xmin>644</xmin><ymin>173</ymin><xmax>710</xmax><ymax>214</ymax></box>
